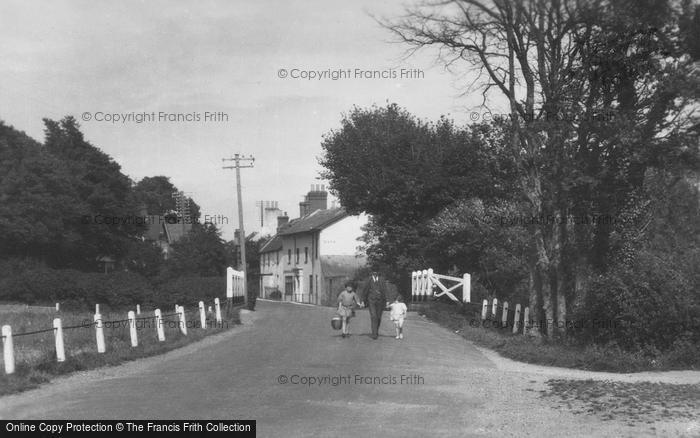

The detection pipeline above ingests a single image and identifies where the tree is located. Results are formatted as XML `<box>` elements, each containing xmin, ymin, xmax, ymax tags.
<box><xmin>43</xmin><ymin>116</ymin><xmax>145</xmax><ymax>269</ymax></box>
<box><xmin>163</xmin><ymin>222</ymin><xmax>229</xmax><ymax>277</ymax></box>
<box><xmin>383</xmin><ymin>0</ymin><xmax>700</xmax><ymax>337</ymax></box>
<box><xmin>320</xmin><ymin>104</ymin><xmax>518</xmax><ymax>289</ymax></box>
<box><xmin>134</xmin><ymin>176</ymin><xmax>201</xmax><ymax>222</ymax></box>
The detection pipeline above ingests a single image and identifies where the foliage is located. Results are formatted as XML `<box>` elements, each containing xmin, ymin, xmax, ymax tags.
<box><xmin>153</xmin><ymin>276</ymin><xmax>225</xmax><ymax>308</ymax></box>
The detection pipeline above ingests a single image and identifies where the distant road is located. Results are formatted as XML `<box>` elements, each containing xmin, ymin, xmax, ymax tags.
<box><xmin>0</xmin><ymin>301</ymin><xmax>692</xmax><ymax>437</ymax></box>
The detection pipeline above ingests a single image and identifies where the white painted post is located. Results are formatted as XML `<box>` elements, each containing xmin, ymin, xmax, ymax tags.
<box><xmin>199</xmin><ymin>301</ymin><xmax>206</xmax><ymax>329</ymax></box>
<box><xmin>502</xmin><ymin>302</ymin><xmax>509</xmax><ymax>327</ymax></box>
<box><xmin>154</xmin><ymin>309</ymin><xmax>165</xmax><ymax>342</ymax></box>
<box><xmin>427</xmin><ymin>268</ymin><xmax>434</xmax><ymax>298</ymax></box>
<box><xmin>481</xmin><ymin>299</ymin><xmax>488</xmax><ymax>321</ymax></box>
<box><xmin>512</xmin><ymin>304</ymin><xmax>522</xmax><ymax>334</ymax></box>
<box><xmin>55</xmin><ymin>303</ymin><xmax>60</xmax><ymax>312</ymax></box>
<box><xmin>411</xmin><ymin>271</ymin><xmax>417</xmax><ymax>301</ymax></box>
<box><xmin>214</xmin><ymin>298</ymin><xmax>222</xmax><ymax>323</ymax></box>
<box><xmin>95</xmin><ymin>304</ymin><xmax>100</xmax><ymax>315</ymax></box>
<box><xmin>492</xmin><ymin>298</ymin><xmax>498</xmax><ymax>318</ymax></box>
<box><xmin>2</xmin><ymin>325</ymin><xmax>15</xmax><ymax>374</ymax></box>
<box><xmin>128</xmin><ymin>311</ymin><xmax>138</xmax><ymax>347</ymax></box>
<box><xmin>53</xmin><ymin>318</ymin><xmax>65</xmax><ymax>362</ymax></box>
<box><xmin>421</xmin><ymin>270</ymin><xmax>428</xmax><ymax>300</ymax></box>
<box><xmin>462</xmin><ymin>273</ymin><xmax>471</xmax><ymax>303</ymax></box>
<box><xmin>177</xmin><ymin>305</ymin><xmax>187</xmax><ymax>335</ymax></box>
<box><xmin>136</xmin><ymin>304</ymin><xmax>141</xmax><ymax>315</ymax></box>
<box><xmin>226</xmin><ymin>266</ymin><xmax>234</xmax><ymax>299</ymax></box>
<box><xmin>94</xmin><ymin>313</ymin><xmax>106</xmax><ymax>353</ymax></box>
<box><xmin>523</xmin><ymin>307</ymin><xmax>530</xmax><ymax>335</ymax></box>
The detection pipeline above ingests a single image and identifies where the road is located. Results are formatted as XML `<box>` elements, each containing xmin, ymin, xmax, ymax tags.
<box><xmin>0</xmin><ymin>301</ymin><xmax>696</xmax><ymax>437</ymax></box>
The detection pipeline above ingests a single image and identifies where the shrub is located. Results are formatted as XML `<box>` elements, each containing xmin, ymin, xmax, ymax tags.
<box><xmin>571</xmin><ymin>250</ymin><xmax>699</xmax><ymax>352</ymax></box>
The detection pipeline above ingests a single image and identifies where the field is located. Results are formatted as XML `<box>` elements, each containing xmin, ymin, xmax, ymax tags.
<box><xmin>0</xmin><ymin>303</ymin><xmax>241</xmax><ymax>396</ymax></box>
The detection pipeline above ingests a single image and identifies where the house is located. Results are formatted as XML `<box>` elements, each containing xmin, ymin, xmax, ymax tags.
<box><xmin>143</xmin><ymin>212</ymin><xmax>192</xmax><ymax>259</ymax></box>
<box><xmin>259</xmin><ymin>185</ymin><xmax>368</xmax><ymax>306</ymax></box>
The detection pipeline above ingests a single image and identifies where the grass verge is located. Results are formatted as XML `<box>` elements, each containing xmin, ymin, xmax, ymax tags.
<box><xmin>415</xmin><ymin>301</ymin><xmax>699</xmax><ymax>373</ymax></box>
<box><xmin>0</xmin><ymin>305</ymin><xmax>242</xmax><ymax>396</ymax></box>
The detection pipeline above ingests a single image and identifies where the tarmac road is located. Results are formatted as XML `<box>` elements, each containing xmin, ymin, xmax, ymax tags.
<box><xmin>0</xmin><ymin>301</ymin><xmax>694</xmax><ymax>437</ymax></box>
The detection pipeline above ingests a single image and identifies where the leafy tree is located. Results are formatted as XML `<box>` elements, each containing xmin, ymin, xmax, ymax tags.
<box><xmin>320</xmin><ymin>104</ymin><xmax>518</xmax><ymax>289</ymax></box>
<box><xmin>134</xmin><ymin>176</ymin><xmax>200</xmax><ymax>222</ymax></box>
<box><xmin>163</xmin><ymin>222</ymin><xmax>229</xmax><ymax>277</ymax></box>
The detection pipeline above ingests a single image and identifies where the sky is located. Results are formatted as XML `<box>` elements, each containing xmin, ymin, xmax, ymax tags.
<box><xmin>0</xmin><ymin>0</ymin><xmax>492</xmax><ymax>240</ymax></box>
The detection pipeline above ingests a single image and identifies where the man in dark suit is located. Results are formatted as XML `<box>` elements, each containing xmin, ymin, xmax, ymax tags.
<box><xmin>361</xmin><ymin>271</ymin><xmax>388</xmax><ymax>340</ymax></box>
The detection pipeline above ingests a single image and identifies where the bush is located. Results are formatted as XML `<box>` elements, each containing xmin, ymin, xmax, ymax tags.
<box><xmin>571</xmin><ymin>250</ymin><xmax>700</xmax><ymax>352</ymax></box>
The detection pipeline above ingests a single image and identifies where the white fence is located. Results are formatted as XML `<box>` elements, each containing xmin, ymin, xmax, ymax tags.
<box><xmin>1</xmin><ymin>294</ymin><xmax>235</xmax><ymax>375</ymax></box>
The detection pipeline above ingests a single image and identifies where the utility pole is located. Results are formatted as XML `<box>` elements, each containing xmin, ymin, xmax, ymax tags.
<box><xmin>222</xmin><ymin>154</ymin><xmax>255</xmax><ymax>308</ymax></box>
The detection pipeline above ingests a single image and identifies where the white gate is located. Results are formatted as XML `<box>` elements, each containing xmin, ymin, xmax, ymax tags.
<box><xmin>226</xmin><ymin>266</ymin><xmax>245</xmax><ymax>304</ymax></box>
<box><xmin>411</xmin><ymin>269</ymin><xmax>471</xmax><ymax>303</ymax></box>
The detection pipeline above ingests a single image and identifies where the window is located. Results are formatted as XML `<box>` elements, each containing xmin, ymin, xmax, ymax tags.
<box><xmin>276</xmin><ymin>250</ymin><xmax>279</xmax><ymax>265</ymax></box>
<box><xmin>295</xmin><ymin>248</ymin><xmax>300</xmax><ymax>264</ymax></box>
<box><xmin>287</xmin><ymin>249</ymin><xmax>291</xmax><ymax>264</ymax></box>
<box><xmin>304</xmin><ymin>247</ymin><xmax>308</xmax><ymax>263</ymax></box>
<box><xmin>267</xmin><ymin>253</ymin><xmax>270</xmax><ymax>267</ymax></box>
<box><xmin>309</xmin><ymin>275</ymin><xmax>313</xmax><ymax>295</ymax></box>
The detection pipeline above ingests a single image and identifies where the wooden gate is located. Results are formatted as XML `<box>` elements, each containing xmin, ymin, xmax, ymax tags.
<box><xmin>411</xmin><ymin>269</ymin><xmax>471</xmax><ymax>303</ymax></box>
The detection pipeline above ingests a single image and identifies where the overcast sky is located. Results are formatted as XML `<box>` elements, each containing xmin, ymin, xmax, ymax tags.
<box><xmin>0</xmin><ymin>0</ymin><xmax>491</xmax><ymax>240</ymax></box>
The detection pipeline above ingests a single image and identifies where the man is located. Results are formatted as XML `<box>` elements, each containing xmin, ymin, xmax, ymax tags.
<box><xmin>361</xmin><ymin>271</ymin><xmax>388</xmax><ymax>340</ymax></box>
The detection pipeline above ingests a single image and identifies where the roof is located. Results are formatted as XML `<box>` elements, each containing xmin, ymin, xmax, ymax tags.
<box><xmin>259</xmin><ymin>235</ymin><xmax>283</xmax><ymax>254</ymax></box>
<box><xmin>277</xmin><ymin>207</ymin><xmax>348</xmax><ymax>236</ymax></box>
<box><xmin>320</xmin><ymin>255</ymin><xmax>366</xmax><ymax>278</ymax></box>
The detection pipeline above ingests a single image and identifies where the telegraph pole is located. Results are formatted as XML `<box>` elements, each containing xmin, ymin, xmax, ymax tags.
<box><xmin>222</xmin><ymin>154</ymin><xmax>255</xmax><ymax>308</ymax></box>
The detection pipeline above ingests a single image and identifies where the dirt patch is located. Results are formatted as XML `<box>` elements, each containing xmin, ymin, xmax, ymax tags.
<box><xmin>540</xmin><ymin>379</ymin><xmax>700</xmax><ymax>425</ymax></box>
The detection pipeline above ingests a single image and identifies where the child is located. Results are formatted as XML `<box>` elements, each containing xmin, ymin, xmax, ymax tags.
<box><xmin>337</xmin><ymin>282</ymin><xmax>360</xmax><ymax>338</ymax></box>
<box><xmin>387</xmin><ymin>295</ymin><xmax>408</xmax><ymax>339</ymax></box>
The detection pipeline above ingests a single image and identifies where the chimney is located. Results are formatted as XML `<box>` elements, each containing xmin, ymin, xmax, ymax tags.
<box><xmin>277</xmin><ymin>212</ymin><xmax>289</xmax><ymax>232</ymax></box>
<box><xmin>306</xmin><ymin>184</ymin><xmax>328</xmax><ymax>212</ymax></box>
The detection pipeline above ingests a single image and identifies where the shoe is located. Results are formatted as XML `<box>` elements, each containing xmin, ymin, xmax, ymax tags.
<box><xmin>399</xmin><ymin>334</ymin><xmax>403</xmax><ymax>339</ymax></box>
<box><xmin>342</xmin><ymin>333</ymin><xmax>346</xmax><ymax>338</ymax></box>
<box><xmin>395</xmin><ymin>335</ymin><xmax>400</xmax><ymax>339</ymax></box>
<box><xmin>371</xmin><ymin>335</ymin><xmax>378</xmax><ymax>340</ymax></box>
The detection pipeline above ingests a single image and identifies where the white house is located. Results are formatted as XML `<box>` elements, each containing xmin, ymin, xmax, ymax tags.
<box><xmin>259</xmin><ymin>186</ymin><xmax>367</xmax><ymax>305</ymax></box>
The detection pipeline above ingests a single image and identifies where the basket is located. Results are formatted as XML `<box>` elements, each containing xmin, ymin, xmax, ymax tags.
<box><xmin>331</xmin><ymin>315</ymin><xmax>342</xmax><ymax>330</ymax></box>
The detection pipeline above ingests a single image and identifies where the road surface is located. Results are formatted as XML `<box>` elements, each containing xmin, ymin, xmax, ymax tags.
<box><xmin>0</xmin><ymin>301</ymin><xmax>696</xmax><ymax>437</ymax></box>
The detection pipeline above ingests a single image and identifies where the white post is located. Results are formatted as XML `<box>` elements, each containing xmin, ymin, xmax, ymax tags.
<box><xmin>199</xmin><ymin>301</ymin><xmax>206</xmax><ymax>329</ymax></box>
<box><xmin>128</xmin><ymin>311</ymin><xmax>138</xmax><ymax>347</ymax></box>
<box><xmin>136</xmin><ymin>304</ymin><xmax>141</xmax><ymax>315</ymax></box>
<box><xmin>523</xmin><ymin>307</ymin><xmax>530</xmax><ymax>335</ymax></box>
<box><xmin>53</xmin><ymin>318</ymin><xmax>65</xmax><ymax>362</ymax></box>
<box><xmin>55</xmin><ymin>302</ymin><xmax>60</xmax><ymax>312</ymax></box>
<box><xmin>512</xmin><ymin>304</ymin><xmax>522</xmax><ymax>334</ymax></box>
<box><xmin>214</xmin><ymin>298</ymin><xmax>222</xmax><ymax>324</ymax></box>
<box><xmin>481</xmin><ymin>299</ymin><xmax>488</xmax><ymax>321</ymax></box>
<box><xmin>95</xmin><ymin>303</ymin><xmax>100</xmax><ymax>315</ymax></box>
<box><xmin>491</xmin><ymin>298</ymin><xmax>498</xmax><ymax>318</ymax></box>
<box><xmin>427</xmin><ymin>268</ymin><xmax>434</xmax><ymax>298</ymax></box>
<box><xmin>462</xmin><ymin>273</ymin><xmax>471</xmax><ymax>303</ymax></box>
<box><xmin>154</xmin><ymin>309</ymin><xmax>165</xmax><ymax>342</ymax></box>
<box><xmin>411</xmin><ymin>271</ymin><xmax>416</xmax><ymax>301</ymax></box>
<box><xmin>502</xmin><ymin>301</ymin><xmax>509</xmax><ymax>327</ymax></box>
<box><xmin>2</xmin><ymin>325</ymin><xmax>15</xmax><ymax>374</ymax></box>
<box><xmin>421</xmin><ymin>269</ymin><xmax>428</xmax><ymax>300</ymax></box>
<box><xmin>177</xmin><ymin>305</ymin><xmax>187</xmax><ymax>335</ymax></box>
<box><xmin>226</xmin><ymin>266</ymin><xmax>234</xmax><ymax>299</ymax></box>
<box><xmin>94</xmin><ymin>313</ymin><xmax>106</xmax><ymax>353</ymax></box>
